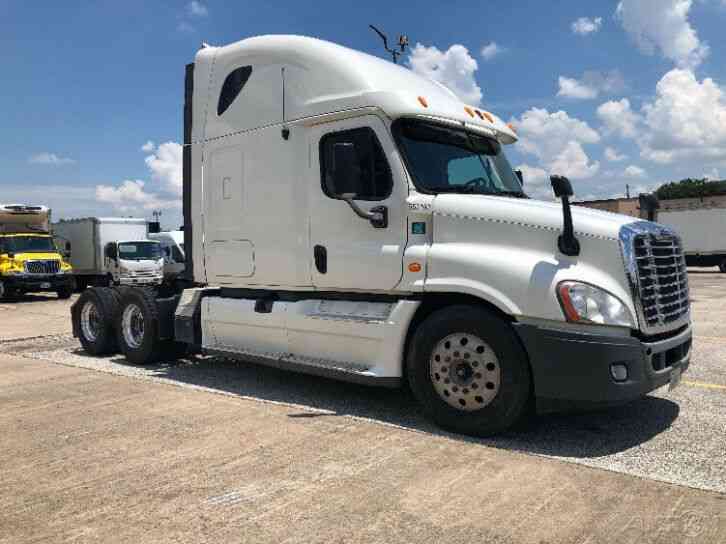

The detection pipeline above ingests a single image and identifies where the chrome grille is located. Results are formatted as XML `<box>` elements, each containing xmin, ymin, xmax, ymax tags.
<box><xmin>24</xmin><ymin>260</ymin><xmax>60</xmax><ymax>274</ymax></box>
<box><xmin>632</xmin><ymin>232</ymin><xmax>689</xmax><ymax>331</ymax></box>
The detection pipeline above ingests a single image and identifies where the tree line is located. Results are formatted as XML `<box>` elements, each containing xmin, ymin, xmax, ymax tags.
<box><xmin>655</xmin><ymin>178</ymin><xmax>726</xmax><ymax>199</ymax></box>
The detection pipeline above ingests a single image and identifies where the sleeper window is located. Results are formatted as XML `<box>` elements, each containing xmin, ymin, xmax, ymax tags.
<box><xmin>217</xmin><ymin>66</ymin><xmax>252</xmax><ymax>116</ymax></box>
<box><xmin>320</xmin><ymin>127</ymin><xmax>393</xmax><ymax>201</ymax></box>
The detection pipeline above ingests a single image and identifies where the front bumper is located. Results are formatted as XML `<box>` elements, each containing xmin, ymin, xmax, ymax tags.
<box><xmin>118</xmin><ymin>275</ymin><xmax>163</xmax><ymax>286</ymax></box>
<box><xmin>1</xmin><ymin>273</ymin><xmax>74</xmax><ymax>292</ymax></box>
<box><xmin>514</xmin><ymin>323</ymin><xmax>692</xmax><ymax>414</ymax></box>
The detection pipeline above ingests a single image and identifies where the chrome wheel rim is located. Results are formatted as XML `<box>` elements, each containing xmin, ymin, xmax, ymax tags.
<box><xmin>430</xmin><ymin>332</ymin><xmax>501</xmax><ymax>411</ymax></box>
<box><xmin>121</xmin><ymin>304</ymin><xmax>145</xmax><ymax>349</ymax></box>
<box><xmin>80</xmin><ymin>301</ymin><xmax>100</xmax><ymax>342</ymax></box>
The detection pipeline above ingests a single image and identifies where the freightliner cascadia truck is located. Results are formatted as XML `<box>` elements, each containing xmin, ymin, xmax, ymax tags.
<box><xmin>0</xmin><ymin>204</ymin><xmax>74</xmax><ymax>299</ymax></box>
<box><xmin>71</xmin><ymin>36</ymin><xmax>692</xmax><ymax>436</ymax></box>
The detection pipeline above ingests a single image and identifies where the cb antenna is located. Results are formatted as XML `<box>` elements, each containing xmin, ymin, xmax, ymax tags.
<box><xmin>369</xmin><ymin>24</ymin><xmax>409</xmax><ymax>64</ymax></box>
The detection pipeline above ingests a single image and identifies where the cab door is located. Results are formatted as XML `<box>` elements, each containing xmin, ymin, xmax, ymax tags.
<box><xmin>309</xmin><ymin>115</ymin><xmax>408</xmax><ymax>291</ymax></box>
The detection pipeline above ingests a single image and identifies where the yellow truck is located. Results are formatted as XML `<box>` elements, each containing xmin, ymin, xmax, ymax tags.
<box><xmin>0</xmin><ymin>204</ymin><xmax>73</xmax><ymax>300</ymax></box>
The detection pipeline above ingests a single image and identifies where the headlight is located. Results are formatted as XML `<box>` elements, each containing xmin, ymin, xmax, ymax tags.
<box><xmin>557</xmin><ymin>281</ymin><xmax>635</xmax><ymax>328</ymax></box>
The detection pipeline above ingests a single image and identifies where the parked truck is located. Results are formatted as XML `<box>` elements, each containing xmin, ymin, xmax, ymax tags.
<box><xmin>149</xmin><ymin>230</ymin><xmax>185</xmax><ymax>282</ymax></box>
<box><xmin>656</xmin><ymin>207</ymin><xmax>726</xmax><ymax>272</ymax></box>
<box><xmin>54</xmin><ymin>217</ymin><xmax>163</xmax><ymax>289</ymax></box>
<box><xmin>71</xmin><ymin>35</ymin><xmax>692</xmax><ymax>436</ymax></box>
<box><xmin>0</xmin><ymin>204</ymin><xmax>74</xmax><ymax>299</ymax></box>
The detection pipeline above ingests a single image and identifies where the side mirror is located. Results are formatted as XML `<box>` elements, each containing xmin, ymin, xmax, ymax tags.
<box><xmin>550</xmin><ymin>175</ymin><xmax>573</xmax><ymax>198</ymax></box>
<box><xmin>549</xmin><ymin>175</ymin><xmax>580</xmax><ymax>257</ymax></box>
<box><xmin>340</xmin><ymin>193</ymin><xmax>388</xmax><ymax>229</ymax></box>
<box><xmin>515</xmin><ymin>169</ymin><xmax>524</xmax><ymax>186</ymax></box>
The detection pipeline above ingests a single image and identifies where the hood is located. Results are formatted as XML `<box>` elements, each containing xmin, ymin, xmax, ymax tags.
<box><xmin>432</xmin><ymin>194</ymin><xmax>637</xmax><ymax>241</ymax></box>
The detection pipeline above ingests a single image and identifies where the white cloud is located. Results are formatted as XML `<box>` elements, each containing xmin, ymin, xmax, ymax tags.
<box><xmin>604</xmin><ymin>147</ymin><xmax>627</xmax><ymax>162</ymax></box>
<box><xmin>141</xmin><ymin>141</ymin><xmax>155</xmax><ymax>153</ymax></box>
<box><xmin>95</xmin><ymin>141</ymin><xmax>182</xmax><ymax>214</ymax></box>
<box><xmin>480</xmin><ymin>42</ymin><xmax>505</xmax><ymax>61</ymax></box>
<box><xmin>408</xmin><ymin>43</ymin><xmax>482</xmax><ymax>104</ymax></box>
<box><xmin>28</xmin><ymin>152</ymin><xmax>75</xmax><ymax>165</ymax></box>
<box><xmin>571</xmin><ymin>17</ymin><xmax>603</xmax><ymax>35</ymax></box>
<box><xmin>624</xmin><ymin>165</ymin><xmax>647</xmax><ymax>178</ymax></box>
<box><xmin>597</xmin><ymin>98</ymin><xmax>641</xmax><ymax>138</ymax></box>
<box><xmin>557</xmin><ymin>77</ymin><xmax>597</xmax><ymax>100</ymax></box>
<box><xmin>515</xmin><ymin>164</ymin><xmax>548</xmax><ymax>186</ymax></box>
<box><xmin>187</xmin><ymin>1</ymin><xmax>208</xmax><ymax>17</ymax></box>
<box><xmin>639</xmin><ymin>68</ymin><xmax>726</xmax><ymax>164</ymax></box>
<box><xmin>512</xmin><ymin>108</ymin><xmax>600</xmax><ymax>180</ymax></box>
<box><xmin>616</xmin><ymin>0</ymin><xmax>709</xmax><ymax>68</ymax></box>
<box><xmin>144</xmin><ymin>142</ymin><xmax>183</xmax><ymax>196</ymax></box>
<box><xmin>558</xmin><ymin>70</ymin><xmax>625</xmax><ymax>100</ymax></box>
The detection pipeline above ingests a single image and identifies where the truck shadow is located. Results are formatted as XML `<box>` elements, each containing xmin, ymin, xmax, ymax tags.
<box><xmin>111</xmin><ymin>352</ymin><xmax>680</xmax><ymax>459</ymax></box>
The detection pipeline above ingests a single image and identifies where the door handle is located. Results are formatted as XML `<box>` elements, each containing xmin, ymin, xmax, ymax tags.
<box><xmin>314</xmin><ymin>245</ymin><xmax>327</xmax><ymax>274</ymax></box>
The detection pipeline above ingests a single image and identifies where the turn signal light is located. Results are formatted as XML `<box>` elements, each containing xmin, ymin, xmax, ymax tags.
<box><xmin>408</xmin><ymin>262</ymin><xmax>422</xmax><ymax>273</ymax></box>
<box><xmin>417</xmin><ymin>96</ymin><xmax>428</xmax><ymax>108</ymax></box>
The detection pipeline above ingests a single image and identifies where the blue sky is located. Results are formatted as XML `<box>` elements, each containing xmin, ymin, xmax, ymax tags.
<box><xmin>2</xmin><ymin>0</ymin><xmax>726</xmax><ymax>227</ymax></box>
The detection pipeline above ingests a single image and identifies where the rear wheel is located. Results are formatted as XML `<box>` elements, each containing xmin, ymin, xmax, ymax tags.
<box><xmin>407</xmin><ymin>305</ymin><xmax>531</xmax><ymax>437</ymax></box>
<box><xmin>115</xmin><ymin>288</ymin><xmax>183</xmax><ymax>365</ymax></box>
<box><xmin>72</xmin><ymin>287</ymin><xmax>121</xmax><ymax>355</ymax></box>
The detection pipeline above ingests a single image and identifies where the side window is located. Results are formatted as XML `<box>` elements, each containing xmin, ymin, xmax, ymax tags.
<box><xmin>320</xmin><ymin>127</ymin><xmax>393</xmax><ymax>201</ymax></box>
<box><xmin>171</xmin><ymin>245</ymin><xmax>184</xmax><ymax>263</ymax></box>
<box><xmin>217</xmin><ymin>66</ymin><xmax>252</xmax><ymax>116</ymax></box>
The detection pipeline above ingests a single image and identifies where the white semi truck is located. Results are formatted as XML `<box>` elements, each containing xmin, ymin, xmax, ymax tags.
<box><xmin>54</xmin><ymin>217</ymin><xmax>163</xmax><ymax>289</ymax></box>
<box><xmin>71</xmin><ymin>35</ymin><xmax>692</xmax><ymax>436</ymax></box>
<box><xmin>656</xmin><ymin>207</ymin><xmax>726</xmax><ymax>272</ymax></box>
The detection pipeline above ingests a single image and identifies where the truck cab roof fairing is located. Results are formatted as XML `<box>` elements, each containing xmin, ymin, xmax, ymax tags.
<box><xmin>196</xmin><ymin>35</ymin><xmax>516</xmax><ymax>143</ymax></box>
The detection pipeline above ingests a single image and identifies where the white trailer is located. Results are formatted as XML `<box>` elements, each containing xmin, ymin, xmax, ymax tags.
<box><xmin>657</xmin><ymin>208</ymin><xmax>726</xmax><ymax>271</ymax></box>
<box><xmin>53</xmin><ymin>217</ymin><xmax>163</xmax><ymax>288</ymax></box>
<box><xmin>71</xmin><ymin>35</ymin><xmax>692</xmax><ymax>436</ymax></box>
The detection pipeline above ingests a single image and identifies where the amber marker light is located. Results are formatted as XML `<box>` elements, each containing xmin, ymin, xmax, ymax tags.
<box><xmin>482</xmin><ymin>111</ymin><xmax>494</xmax><ymax>123</ymax></box>
<box><xmin>417</xmin><ymin>96</ymin><xmax>428</xmax><ymax>108</ymax></box>
<box><xmin>408</xmin><ymin>262</ymin><xmax>422</xmax><ymax>273</ymax></box>
<box><xmin>507</xmin><ymin>122</ymin><xmax>517</xmax><ymax>133</ymax></box>
<box><xmin>557</xmin><ymin>283</ymin><xmax>582</xmax><ymax>322</ymax></box>
<box><xmin>464</xmin><ymin>106</ymin><xmax>475</xmax><ymax>117</ymax></box>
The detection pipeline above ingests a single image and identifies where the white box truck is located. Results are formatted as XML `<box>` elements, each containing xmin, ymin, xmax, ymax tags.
<box><xmin>70</xmin><ymin>35</ymin><xmax>692</xmax><ymax>436</ymax></box>
<box><xmin>656</xmin><ymin>207</ymin><xmax>726</xmax><ymax>272</ymax></box>
<box><xmin>149</xmin><ymin>230</ymin><xmax>186</xmax><ymax>281</ymax></box>
<box><xmin>54</xmin><ymin>217</ymin><xmax>163</xmax><ymax>289</ymax></box>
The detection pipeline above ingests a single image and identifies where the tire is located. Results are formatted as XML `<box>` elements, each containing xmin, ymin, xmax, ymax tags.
<box><xmin>719</xmin><ymin>258</ymin><xmax>726</xmax><ymax>273</ymax></box>
<box><xmin>56</xmin><ymin>286</ymin><xmax>73</xmax><ymax>299</ymax></box>
<box><xmin>72</xmin><ymin>287</ymin><xmax>121</xmax><ymax>355</ymax></box>
<box><xmin>407</xmin><ymin>305</ymin><xmax>532</xmax><ymax>437</ymax></box>
<box><xmin>115</xmin><ymin>288</ymin><xmax>179</xmax><ymax>365</ymax></box>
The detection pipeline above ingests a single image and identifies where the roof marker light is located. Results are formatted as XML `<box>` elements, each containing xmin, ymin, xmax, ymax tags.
<box><xmin>417</xmin><ymin>96</ymin><xmax>428</xmax><ymax>108</ymax></box>
<box><xmin>482</xmin><ymin>111</ymin><xmax>494</xmax><ymax>123</ymax></box>
<box><xmin>507</xmin><ymin>122</ymin><xmax>517</xmax><ymax>133</ymax></box>
<box><xmin>464</xmin><ymin>106</ymin><xmax>475</xmax><ymax>118</ymax></box>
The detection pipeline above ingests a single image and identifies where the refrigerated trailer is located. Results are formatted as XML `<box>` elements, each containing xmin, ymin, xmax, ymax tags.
<box><xmin>54</xmin><ymin>217</ymin><xmax>163</xmax><ymax>289</ymax></box>
<box><xmin>71</xmin><ymin>35</ymin><xmax>692</xmax><ymax>436</ymax></box>
<box><xmin>656</xmin><ymin>208</ymin><xmax>726</xmax><ymax>271</ymax></box>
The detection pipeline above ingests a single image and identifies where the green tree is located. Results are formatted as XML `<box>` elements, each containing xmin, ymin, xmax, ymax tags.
<box><xmin>655</xmin><ymin>178</ymin><xmax>726</xmax><ymax>199</ymax></box>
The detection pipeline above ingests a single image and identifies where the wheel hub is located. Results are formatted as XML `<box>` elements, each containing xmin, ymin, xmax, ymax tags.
<box><xmin>80</xmin><ymin>301</ymin><xmax>100</xmax><ymax>342</ymax></box>
<box><xmin>122</xmin><ymin>304</ymin><xmax>145</xmax><ymax>349</ymax></box>
<box><xmin>429</xmin><ymin>332</ymin><xmax>501</xmax><ymax>412</ymax></box>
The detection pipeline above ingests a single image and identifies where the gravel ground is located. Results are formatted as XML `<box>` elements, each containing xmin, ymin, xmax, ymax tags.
<box><xmin>4</xmin><ymin>270</ymin><xmax>726</xmax><ymax>494</ymax></box>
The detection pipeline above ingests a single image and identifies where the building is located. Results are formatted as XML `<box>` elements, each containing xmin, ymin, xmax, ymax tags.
<box><xmin>575</xmin><ymin>193</ymin><xmax>726</xmax><ymax>219</ymax></box>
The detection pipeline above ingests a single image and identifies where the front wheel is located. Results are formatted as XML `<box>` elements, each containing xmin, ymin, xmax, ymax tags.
<box><xmin>407</xmin><ymin>305</ymin><xmax>532</xmax><ymax>437</ymax></box>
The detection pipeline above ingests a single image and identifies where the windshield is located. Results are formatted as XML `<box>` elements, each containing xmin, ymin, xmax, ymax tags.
<box><xmin>0</xmin><ymin>236</ymin><xmax>56</xmax><ymax>254</ymax></box>
<box><xmin>118</xmin><ymin>242</ymin><xmax>161</xmax><ymax>261</ymax></box>
<box><xmin>393</xmin><ymin>119</ymin><xmax>526</xmax><ymax>197</ymax></box>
